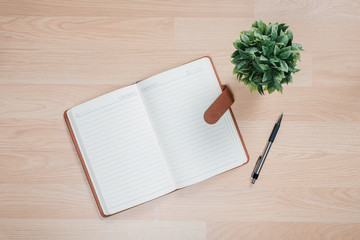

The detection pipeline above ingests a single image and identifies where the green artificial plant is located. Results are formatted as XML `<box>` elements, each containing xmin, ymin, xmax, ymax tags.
<box><xmin>231</xmin><ymin>20</ymin><xmax>303</xmax><ymax>94</ymax></box>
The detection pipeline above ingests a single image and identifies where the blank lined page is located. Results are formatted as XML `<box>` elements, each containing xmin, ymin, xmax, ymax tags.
<box><xmin>138</xmin><ymin>57</ymin><xmax>248</xmax><ymax>188</ymax></box>
<box><xmin>67</xmin><ymin>85</ymin><xmax>174</xmax><ymax>215</ymax></box>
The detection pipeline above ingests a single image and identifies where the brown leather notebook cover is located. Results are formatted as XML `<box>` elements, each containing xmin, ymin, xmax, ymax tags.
<box><xmin>64</xmin><ymin>56</ymin><xmax>249</xmax><ymax>217</ymax></box>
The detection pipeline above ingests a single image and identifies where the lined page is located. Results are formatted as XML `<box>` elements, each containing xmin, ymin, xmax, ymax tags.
<box><xmin>138</xmin><ymin>57</ymin><xmax>248</xmax><ymax>188</ymax></box>
<box><xmin>67</xmin><ymin>85</ymin><xmax>174</xmax><ymax>215</ymax></box>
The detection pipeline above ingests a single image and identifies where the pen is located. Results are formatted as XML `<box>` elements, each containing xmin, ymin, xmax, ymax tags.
<box><xmin>251</xmin><ymin>113</ymin><xmax>283</xmax><ymax>184</ymax></box>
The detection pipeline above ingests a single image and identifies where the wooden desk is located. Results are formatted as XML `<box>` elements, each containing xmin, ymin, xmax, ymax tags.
<box><xmin>1</xmin><ymin>1</ymin><xmax>359</xmax><ymax>239</ymax></box>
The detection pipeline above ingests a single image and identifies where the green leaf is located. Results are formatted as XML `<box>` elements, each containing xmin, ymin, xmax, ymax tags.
<box><xmin>292</xmin><ymin>43</ymin><xmax>303</xmax><ymax>50</ymax></box>
<box><xmin>231</xmin><ymin>50</ymin><xmax>239</xmax><ymax>58</ymax></box>
<box><xmin>276</xmin><ymin>35</ymin><xmax>284</xmax><ymax>44</ymax></box>
<box><xmin>233</xmin><ymin>40</ymin><xmax>240</xmax><ymax>49</ymax></box>
<box><xmin>233</xmin><ymin>40</ymin><xmax>247</xmax><ymax>49</ymax></box>
<box><xmin>259</xmin><ymin>64</ymin><xmax>270</xmax><ymax>71</ymax></box>
<box><xmin>241</xmin><ymin>34</ymin><xmax>250</xmax><ymax>44</ymax></box>
<box><xmin>249</xmin><ymin>83</ymin><xmax>257</xmax><ymax>93</ymax></box>
<box><xmin>270</xmin><ymin>56</ymin><xmax>279</xmax><ymax>66</ymax></box>
<box><xmin>271</xmin><ymin>26</ymin><xmax>277</xmax><ymax>40</ymax></box>
<box><xmin>274</xmin><ymin>45</ymin><xmax>280</xmax><ymax>56</ymax></box>
<box><xmin>273</xmin><ymin>80</ymin><xmax>283</xmax><ymax>92</ymax></box>
<box><xmin>249</xmin><ymin>71</ymin><xmax>255</xmax><ymax>81</ymax></box>
<box><xmin>251</xmin><ymin>21</ymin><xmax>258</xmax><ymax>28</ymax></box>
<box><xmin>286</xmin><ymin>29</ymin><xmax>293</xmax><ymax>44</ymax></box>
<box><xmin>262</xmin><ymin>46</ymin><xmax>270</xmax><ymax>57</ymax></box>
<box><xmin>272</xmin><ymin>69</ymin><xmax>282</xmax><ymax>82</ymax></box>
<box><xmin>270</xmin><ymin>56</ymin><xmax>279</xmax><ymax>62</ymax></box>
<box><xmin>258</xmin><ymin>20</ymin><xmax>267</xmax><ymax>33</ymax></box>
<box><xmin>278</xmin><ymin>23</ymin><xmax>289</xmax><ymax>32</ymax></box>
<box><xmin>238</xmin><ymin>49</ymin><xmax>253</xmax><ymax>60</ymax></box>
<box><xmin>279</xmin><ymin>46</ymin><xmax>291</xmax><ymax>53</ymax></box>
<box><xmin>252</xmin><ymin>27</ymin><xmax>263</xmax><ymax>38</ymax></box>
<box><xmin>288</xmin><ymin>62</ymin><xmax>295</xmax><ymax>72</ymax></box>
<box><xmin>231</xmin><ymin>55</ymin><xmax>242</xmax><ymax>64</ymax></box>
<box><xmin>266</xmin><ymin>82</ymin><xmax>276</xmax><ymax>94</ymax></box>
<box><xmin>247</xmin><ymin>32</ymin><xmax>255</xmax><ymax>42</ymax></box>
<box><xmin>279</xmin><ymin>50</ymin><xmax>292</xmax><ymax>59</ymax></box>
<box><xmin>245</xmin><ymin>47</ymin><xmax>258</xmax><ymax>54</ymax></box>
<box><xmin>261</xmin><ymin>35</ymin><xmax>270</xmax><ymax>41</ymax></box>
<box><xmin>257</xmin><ymin>85</ymin><xmax>264</xmax><ymax>95</ymax></box>
<box><xmin>268</xmin><ymin>87</ymin><xmax>275</xmax><ymax>94</ymax></box>
<box><xmin>260</xmin><ymin>55</ymin><xmax>268</xmax><ymax>61</ymax></box>
<box><xmin>236</xmin><ymin>60</ymin><xmax>249</xmax><ymax>70</ymax></box>
<box><xmin>253</xmin><ymin>60</ymin><xmax>264</xmax><ymax>73</ymax></box>
<box><xmin>262</xmin><ymin>70</ymin><xmax>272</xmax><ymax>82</ymax></box>
<box><xmin>279</xmin><ymin>60</ymin><xmax>289</xmax><ymax>72</ymax></box>
<box><xmin>242</xmin><ymin>30</ymin><xmax>252</xmax><ymax>36</ymax></box>
<box><xmin>233</xmin><ymin>66</ymin><xmax>237</xmax><ymax>74</ymax></box>
<box><xmin>290</xmin><ymin>46</ymin><xmax>301</xmax><ymax>53</ymax></box>
<box><xmin>288</xmin><ymin>75</ymin><xmax>293</xmax><ymax>83</ymax></box>
<box><xmin>281</xmin><ymin>74</ymin><xmax>292</xmax><ymax>84</ymax></box>
<box><xmin>252</xmin><ymin>75</ymin><xmax>262</xmax><ymax>84</ymax></box>
<box><xmin>264</xmin><ymin>40</ymin><xmax>275</xmax><ymax>53</ymax></box>
<box><xmin>236</xmin><ymin>73</ymin><xmax>243</xmax><ymax>80</ymax></box>
<box><xmin>265</xmin><ymin>23</ymin><xmax>272</xmax><ymax>35</ymax></box>
<box><xmin>280</xmin><ymin>35</ymin><xmax>289</xmax><ymax>46</ymax></box>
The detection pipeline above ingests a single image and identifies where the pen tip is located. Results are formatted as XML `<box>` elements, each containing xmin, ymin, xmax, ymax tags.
<box><xmin>251</xmin><ymin>178</ymin><xmax>256</xmax><ymax>184</ymax></box>
<box><xmin>278</xmin><ymin>113</ymin><xmax>283</xmax><ymax>124</ymax></box>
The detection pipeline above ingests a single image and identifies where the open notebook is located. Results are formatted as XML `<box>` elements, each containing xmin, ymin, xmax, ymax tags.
<box><xmin>64</xmin><ymin>57</ymin><xmax>249</xmax><ymax>217</ymax></box>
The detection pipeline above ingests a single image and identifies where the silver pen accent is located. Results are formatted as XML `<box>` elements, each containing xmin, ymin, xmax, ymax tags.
<box><xmin>251</xmin><ymin>113</ymin><xmax>283</xmax><ymax>184</ymax></box>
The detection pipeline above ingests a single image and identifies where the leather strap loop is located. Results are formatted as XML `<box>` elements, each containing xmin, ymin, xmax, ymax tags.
<box><xmin>204</xmin><ymin>85</ymin><xmax>234</xmax><ymax>124</ymax></box>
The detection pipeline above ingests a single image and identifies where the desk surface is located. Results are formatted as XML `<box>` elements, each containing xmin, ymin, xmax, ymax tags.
<box><xmin>1</xmin><ymin>1</ymin><xmax>360</xmax><ymax>239</ymax></box>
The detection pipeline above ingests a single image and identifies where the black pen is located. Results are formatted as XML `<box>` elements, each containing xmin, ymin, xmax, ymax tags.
<box><xmin>251</xmin><ymin>113</ymin><xmax>283</xmax><ymax>184</ymax></box>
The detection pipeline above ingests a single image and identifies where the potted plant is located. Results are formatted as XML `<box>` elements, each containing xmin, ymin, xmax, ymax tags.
<box><xmin>231</xmin><ymin>20</ymin><xmax>303</xmax><ymax>94</ymax></box>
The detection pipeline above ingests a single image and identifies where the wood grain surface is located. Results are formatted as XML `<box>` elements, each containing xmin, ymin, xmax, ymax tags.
<box><xmin>1</xmin><ymin>0</ymin><xmax>360</xmax><ymax>239</ymax></box>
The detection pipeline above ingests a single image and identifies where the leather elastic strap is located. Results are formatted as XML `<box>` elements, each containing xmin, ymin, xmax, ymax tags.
<box><xmin>204</xmin><ymin>85</ymin><xmax>234</xmax><ymax>124</ymax></box>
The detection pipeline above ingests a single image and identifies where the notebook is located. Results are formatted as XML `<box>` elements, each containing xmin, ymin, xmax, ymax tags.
<box><xmin>64</xmin><ymin>57</ymin><xmax>249</xmax><ymax>217</ymax></box>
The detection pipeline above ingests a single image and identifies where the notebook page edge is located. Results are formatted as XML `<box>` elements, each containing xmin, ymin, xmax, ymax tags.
<box><xmin>67</xmin><ymin>84</ymin><xmax>141</xmax><ymax>216</ymax></box>
<box><xmin>65</xmin><ymin>109</ymin><xmax>110</xmax><ymax>216</ymax></box>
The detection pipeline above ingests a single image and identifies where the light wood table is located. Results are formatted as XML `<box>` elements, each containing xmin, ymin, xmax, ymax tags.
<box><xmin>1</xmin><ymin>1</ymin><xmax>359</xmax><ymax>239</ymax></box>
